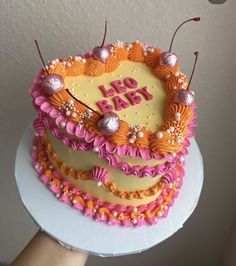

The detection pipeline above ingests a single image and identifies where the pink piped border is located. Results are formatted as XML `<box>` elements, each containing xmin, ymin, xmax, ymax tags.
<box><xmin>30</xmin><ymin>73</ymin><xmax>197</xmax><ymax>163</ymax></box>
<box><xmin>32</xmin><ymin>136</ymin><xmax>184</xmax><ymax>227</ymax></box>
<box><xmin>34</xmin><ymin>114</ymin><xmax>187</xmax><ymax>178</ymax></box>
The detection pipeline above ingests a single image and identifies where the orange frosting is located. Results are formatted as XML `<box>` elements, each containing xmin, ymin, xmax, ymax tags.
<box><xmin>114</xmin><ymin>47</ymin><xmax>129</xmax><ymax>60</ymax></box>
<box><xmin>48</xmin><ymin>62</ymin><xmax>66</xmax><ymax>78</ymax></box>
<box><xmin>128</xmin><ymin>43</ymin><xmax>145</xmax><ymax>62</ymax></box>
<box><xmin>104</xmin><ymin>55</ymin><xmax>120</xmax><ymax>72</ymax></box>
<box><xmin>145</xmin><ymin>48</ymin><xmax>161</xmax><ymax>68</ymax></box>
<box><xmin>66</xmin><ymin>61</ymin><xmax>84</xmax><ymax>76</ymax></box>
<box><xmin>84</xmin><ymin>58</ymin><xmax>105</xmax><ymax>77</ymax></box>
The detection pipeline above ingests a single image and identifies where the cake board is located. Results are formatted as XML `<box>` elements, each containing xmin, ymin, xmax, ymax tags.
<box><xmin>15</xmin><ymin>124</ymin><xmax>203</xmax><ymax>257</ymax></box>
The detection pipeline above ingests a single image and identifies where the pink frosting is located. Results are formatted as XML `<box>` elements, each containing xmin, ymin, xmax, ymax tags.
<box><xmin>91</xmin><ymin>166</ymin><xmax>109</xmax><ymax>183</ymax></box>
<box><xmin>32</xmin><ymin>135</ymin><xmax>184</xmax><ymax>227</ymax></box>
<box><xmin>33</xmin><ymin>114</ymin><xmax>189</xmax><ymax>178</ymax></box>
<box><xmin>123</xmin><ymin>77</ymin><xmax>138</xmax><ymax>88</ymax></box>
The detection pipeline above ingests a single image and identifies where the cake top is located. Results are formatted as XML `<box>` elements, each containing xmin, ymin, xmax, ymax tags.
<box><xmin>31</xmin><ymin>18</ymin><xmax>199</xmax><ymax>159</ymax></box>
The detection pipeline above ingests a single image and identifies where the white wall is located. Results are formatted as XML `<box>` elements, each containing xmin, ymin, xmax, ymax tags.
<box><xmin>0</xmin><ymin>0</ymin><xmax>236</xmax><ymax>265</ymax></box>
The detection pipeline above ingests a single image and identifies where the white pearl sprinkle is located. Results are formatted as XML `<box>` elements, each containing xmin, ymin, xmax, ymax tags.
<box><xmin>166</xmin><ymin>129</ymin><xmax>171</xmax><ymax>134</ymax></box>
<box><xmin>175</xmin><ymin>112</ymin><xmax>181</xmax><ymax>121</ymax></box>
<box><xmin>133</xmin><ymin>218</ymin><xmax>138</xmax><ymax>224</ymax></box>
<box><xmin>72</xmin><ymin>199</ymin><xmax>77</xmax><ymax>204</ymax></box>
<box><xmin>72</xmin><ymin>112</ymin><xmax>77</xmax><ymax>118</ymax></box>
<box><xmin>156</xmin><ymin>131</ymin><xmax>163</xmax><ymax>139</ymax></box>
<box><xmin>158</xmin><ymin>211</ymin><xmax>163</xmax><ymax>217</ymax></box>
<box><xmin>66</xmin><ymin>110</ymin><xmax>71</xmax><ymax>116</ymax></box>
<box><xmin>172</xmin><ymin>152</ymin><xmax>176</xmax><ymax>157</ymax></box>
<box><xmin>97</xmin><ymin>181</ymin><xmax>102</xmax><ymax>187</ymax></box>
<box><xmin>179</xmin><ymin>156</ymin><xmax>184</xmax><ymax>162</ymax></box>
<box><xmin>137</xmin><ymin>131</ymin><xmax>144</xmax><ymax>138</ymax></box>
<box><xmin>177</xmin><ymin>138</ymin><xmax>182</xmax><ymax>144</ymax></box>
<box><xmin>129</xmin><ymin>138</ymin><xmax>135</xmax><ymax>144</ymax></box>
<box><xmin>82</xmin><ymin>58</ymin><xmax>86</xmax><ymax>64</ymax></box>
<box><xmin>112</xmin><ymin>211</ymin><xmax>118</xmax><ymax>217</ymax></box>
<box><xmin>56</xmin><ymin>193</ymin><xmax>60</xmax><ymax>198</ymax></box>
<box><xmin>74</xmin><ymin>56</ymin><xmax>79</xmax><ymax>61</ymax></box>
<box><xmin>60</xmin><ymin>121</ymin><xmax>66</xmax><ymax>128</ymax></box>
<box><xmin>170</xmin><ymin>126</ymin><xmax>175</xmax><ymax>133</ymax></box>
<box><xmin>93</xmin><ymin>147</ymin><xmax>99</xmax><ymax>152</ymax></box>
<box><xmin>133</xmin><ymin>207</ymin><xmax>138</xmax><ymax>212</ymax></box>
<box><xmin>175</xmin><ymin>71</ymin><xmax>180</xmax><ymax>77</ymax></box>
<box><xmin>67</xmin><ymin>99</ymin><xmax>74</xmax><ymax>105</ymax></box>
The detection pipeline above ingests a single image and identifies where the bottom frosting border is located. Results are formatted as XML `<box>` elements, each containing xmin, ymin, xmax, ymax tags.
<box><xmin>32</xmin><ymin>135</ymin><xmax>184</xmax><ymax>227</ymax></box>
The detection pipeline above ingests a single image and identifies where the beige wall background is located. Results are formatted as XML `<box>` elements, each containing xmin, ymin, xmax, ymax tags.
<box><xmin>0</xmin><ymin>0</ymin><xmax>236</xmax><ymax>265</ymax></box>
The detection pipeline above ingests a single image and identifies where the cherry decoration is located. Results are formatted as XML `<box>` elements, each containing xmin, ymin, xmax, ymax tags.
<box><xmin>97</xmin><ymin>112</ymin><xmax>120</xmax><ymax>135</ymax></box>
<box><xmin>34</xmin><ymin>40</ymin><xmax>49</xmax><ymax>75</ymax></box>
<box><xmin>174</xmin><ymin>51</ymin><xmax>199</xmax><ymax>105</ymax></box>
<box><xmin>159</xmin><ymin>17</ymin><xmax>200</xmax><ymax>68</ymax></box>
<box><xmin>34</xmin><ymin>40</ymin><xmax>64</xmax><ymax>95</ymax></box>
<box><xmin>41</xmin><ymin>74</ymin><xmax>64</xmax><ymax>95</ymax></box>
<box><xmin>93</xmin><ymin>20</ymin><xmax>110</xmax><ymax>63</ymax></box>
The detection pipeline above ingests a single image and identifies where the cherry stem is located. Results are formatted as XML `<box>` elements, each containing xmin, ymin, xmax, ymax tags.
<box><xmin>34</xmin><ymin>40</ymin><xmax>49</xmax><ymax>75</ymax></box>
<box><xmin>169</xmin><ymin>17</ymin><xmax>200</xmax><ymax>52</ymax></box>
<box><xmin>66</xmin><ymin>89</ymin><xmax>102</xmax><ymax>117</ymax></box>
<box><xmin>100</xmin><ymin>20</ymin><xmax>108</xmax><ymax>47</ymax></box>
<box><xmin>187</xmin><ymin>51</ymin><xmax>199</xmax><ymax>90</ymax></box>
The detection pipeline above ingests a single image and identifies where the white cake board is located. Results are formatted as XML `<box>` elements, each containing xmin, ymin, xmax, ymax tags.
<box><xmin>15</xmin><ymin>124</ymin><xmax>203</xmax><ymax>257</ymax></box>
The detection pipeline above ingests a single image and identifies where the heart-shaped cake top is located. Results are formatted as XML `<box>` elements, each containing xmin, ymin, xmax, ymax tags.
<box><xmin>31</xmin><ymin>41</ymin><xmax>196</xmax><ymax>156</ymax></box>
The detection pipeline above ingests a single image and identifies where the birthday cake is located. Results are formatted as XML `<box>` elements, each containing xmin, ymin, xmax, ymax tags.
<box><xmin>30</xmin><ymin>18</ymin><xmax>199</xmax><ymax>227</ymax></box>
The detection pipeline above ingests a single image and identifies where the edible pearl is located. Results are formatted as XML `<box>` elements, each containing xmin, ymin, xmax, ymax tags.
<box><xmin>112</xmin><ymin>211</ymin><xmax>118</xmax><ymax>217</ymax></box>
<box><xmin>93</xmin><ymin>147</ymin><xmax>99</xmax><ymax>152</ymax></box>
<box><xmin>158</xmin><ymin>211</ymin><xmax>163</xmax><ymax>217</ymax></box>
<box><xmin>56</xmin><ymin>193</ymin><xmax>60</xmax><ymax>198</ymax></box>
<box><xmin>66</xmin><ymin>110</ymin><xmax>71</xmax><ymax>116</ymax></box>
<box><xmin>129</xmin><ymin>138</ymin><xmax>135</xmax><ymax>144</ymax></box>
<box><xmin>172</xmin><ymin>152</ymin><xmax>176</xmax><ymax>157</ymax></box>
<box><xmin>60</xmin><ymin>121</ymin><xmax>66</xmax><ymax>128</ymax></box>
<box><xmin>156</xmin><ymin>131</ymin><xmax>163</xmax><ymax>139</ymax></box>
<box><xmin>170</xmin><ymin>126</ymin><xmax>175</xmax><ymax>132</ymax></box>
<box><xmin>67</xmin><ymin>99</ymin><xmax>74</xmax><ymax>105</ymax></box>
<box><xmin>133</xmin><ymin>219</ymin><xmax>138</xmax><ymax>224</ymax></box>
<box><xmin>133</xmin><ymin>207</ymin><xmax>138</xmax><ymax>212</ymax></box>
<box><xmin>179</xmin><ymin>156</ymin><xmax>184</xmax><ymax>162</ymax></box>
<box><xmin>72</xmin><ymin>112</ymin><xmax>77</xmax><ymax>118</ymax></box>
<box><xmin>97</xmin><ymin>181</ymin><xmax>102</xmax><ymax>187</ymax></box>
<box><xmin>72</xmin><ymin>199</ymin><xmax>77</xmax><ymax>204</ymax></box>
<box><xmin>137</xmin><ymin>131</ymin><xmax>144</xmax><ymax>138</ymax></box>
<box><xmin>175</xmin><ymin>112</ymin><xmax>181</xmax><ymax>121</ymax></box>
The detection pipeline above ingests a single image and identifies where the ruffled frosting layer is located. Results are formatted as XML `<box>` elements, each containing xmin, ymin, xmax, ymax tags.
<box><xmin>32</xmin><ymin>135</ymin><xmax>184</xmax><ymax>227</ymax></box>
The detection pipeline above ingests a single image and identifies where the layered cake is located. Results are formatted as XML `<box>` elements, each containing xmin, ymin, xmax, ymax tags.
<box><xmin>30</xmin><ymin>19</ymin><xmax>199</xmax><ymax>227</ymax></box>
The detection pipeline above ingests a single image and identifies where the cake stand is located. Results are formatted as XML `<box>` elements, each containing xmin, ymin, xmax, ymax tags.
<box><xmin>15</xmin><ymin>124</ymin><xmax>203</xmax><ymax>257</ymax></box>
